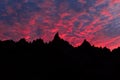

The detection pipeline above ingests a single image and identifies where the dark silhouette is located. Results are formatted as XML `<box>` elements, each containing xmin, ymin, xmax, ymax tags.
<box><xmin>1</xmin><ymin>33</ymin><xmax>120</xmax><ymax>80</ymax></box>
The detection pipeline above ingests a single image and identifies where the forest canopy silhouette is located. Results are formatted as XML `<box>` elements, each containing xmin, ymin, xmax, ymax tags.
<box><xmin>1</xmin><ymin>33</ymin><xmax>120</xmax><ymax>80</ymax></box>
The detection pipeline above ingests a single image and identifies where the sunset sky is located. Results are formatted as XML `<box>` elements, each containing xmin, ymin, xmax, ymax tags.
<box><xmin>0</xmin><ymin>0</ymin><xmax>120</xmax><ymax>50</ymax></box>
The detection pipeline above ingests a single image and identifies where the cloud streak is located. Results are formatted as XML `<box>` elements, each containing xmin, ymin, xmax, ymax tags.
<box><xmin>0</xmin><ymin>0</ymin><xmax>120</xmax><ymax>50</ymax></box>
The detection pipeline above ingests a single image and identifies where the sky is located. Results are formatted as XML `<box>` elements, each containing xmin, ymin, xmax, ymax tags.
<box><xmin>0</xmin><ymin>0</ymin><xmax>120</xmax><ymax>50</ymax></box>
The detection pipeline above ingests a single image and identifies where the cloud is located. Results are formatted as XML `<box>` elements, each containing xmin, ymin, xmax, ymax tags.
<box><xmin>0</xmin><ymin>0</ymin><xmax>120</xmax><ymax>50</ymax></box>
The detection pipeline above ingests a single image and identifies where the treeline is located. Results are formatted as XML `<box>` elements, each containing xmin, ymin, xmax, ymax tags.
<box><xmin>1</xmin><ymin>33</ymin><xmax>120</xmax><ymax>80</ymax></box>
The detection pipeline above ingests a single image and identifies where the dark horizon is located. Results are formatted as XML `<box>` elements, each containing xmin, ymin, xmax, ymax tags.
<box><xmin>0</xmin><ymin>32</ymin><xmax>116</xmax><ymax>51</ymax></box>
<box><xmin>1</xmin><ymin>32</ymin><xmax>120</xmax><ymax>80</ymax></box>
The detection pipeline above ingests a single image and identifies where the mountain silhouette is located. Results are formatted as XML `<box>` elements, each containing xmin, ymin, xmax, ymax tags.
<box><xmin>0</xmin><ymin>33</ymin><xmax>120</xmax><ymax>80</ymax></box>
<box><xmin>53</xmin><ymin>32</ymin><xmax>61</xmax><ymax>41</ymax></box>
<box><xmin>81</xmin><ymin>39</ymin><xmax>91</xmax><ymax>47</ymax></box>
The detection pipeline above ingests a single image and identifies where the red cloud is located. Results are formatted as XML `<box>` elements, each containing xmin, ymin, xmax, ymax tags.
<box><xmin>0</xmin><ymin>0</ymin><xmax>120</xmax><ymax>50</ymax></box>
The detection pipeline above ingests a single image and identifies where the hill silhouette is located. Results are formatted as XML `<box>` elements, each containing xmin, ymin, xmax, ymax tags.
<box><xmin>0</xmin><ymin>33</ymin><xmax>120</xmax><ymax>80</ymax></box>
